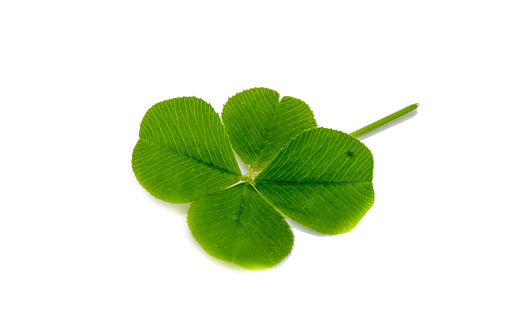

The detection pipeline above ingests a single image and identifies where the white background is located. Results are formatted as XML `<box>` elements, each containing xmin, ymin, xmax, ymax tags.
<box><xmin>1</xmin><ymin>1</ymin><xmax>525</xmax><ymax>326</ymax></box>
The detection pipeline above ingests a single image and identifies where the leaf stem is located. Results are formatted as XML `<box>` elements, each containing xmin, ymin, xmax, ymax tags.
<box><xmin>350</xmin><ymin>103</ymin><xmax>419</xmax><ymax>138</ymax></box>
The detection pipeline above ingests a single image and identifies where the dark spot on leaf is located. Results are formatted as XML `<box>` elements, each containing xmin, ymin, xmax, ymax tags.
<box><xmin>346</xmin><ymin>151</ymin><xmax>354</xmax><ymax>157</ymax></box>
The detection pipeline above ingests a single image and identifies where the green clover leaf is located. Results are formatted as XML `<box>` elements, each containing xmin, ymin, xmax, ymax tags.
<box><xmin>254</xmin><ymin>128</ymin><xmax>375</xmax><ymax>235</ymax></box>
<box><xmin>132</xmin><ymin>87</ymin><xmax>418</xmax><ymax>270</ymax></box>
<box><xmin>222</xmin><ymin>87</ymin><xmax>317</xmax><ymax>168</ymax></box>
<box><xmin>132</xmin><ymin>97</ymin><xmax>241</xmax><ymax>203</ymax></box>
<box><xmin>187</xmin><ymin>183</ymin><xmax>294</xmax><ymax>271</ymax></box>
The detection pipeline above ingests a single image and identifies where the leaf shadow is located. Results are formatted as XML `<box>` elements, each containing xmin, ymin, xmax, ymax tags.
<box><xmin>355</xmin><ymin>109</ymin><xmax>418</xmax><ymax>141</ymax></box>
<box><xmin>284</xmin><ymin>218</ymin><xmax>330</xmax><ymax>237</ymax></box>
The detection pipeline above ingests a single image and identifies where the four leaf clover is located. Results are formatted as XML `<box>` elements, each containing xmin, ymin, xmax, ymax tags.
<box><xmin>132</xmin><ymin>88</ymin><xmax>375</xmax><ymax>270</ymax></box>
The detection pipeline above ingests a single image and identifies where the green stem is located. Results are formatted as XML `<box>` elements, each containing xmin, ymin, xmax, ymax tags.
<box><xmin>350</xmin><ymin>103</ymin><xmax>419</xmax><ymax>138</ymax></box>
